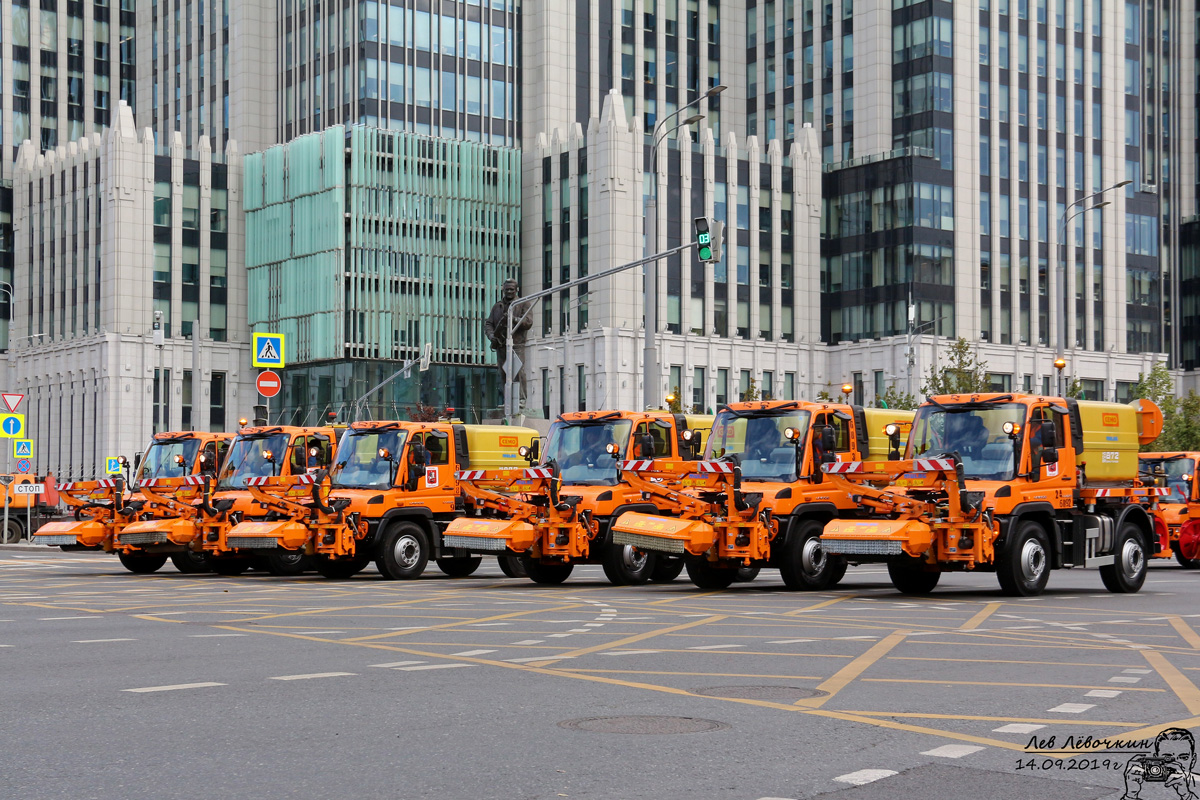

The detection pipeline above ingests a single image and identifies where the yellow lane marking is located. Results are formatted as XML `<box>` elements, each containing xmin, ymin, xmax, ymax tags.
<box><xmin>342</xmin><ymin>603</ymin><xmax>588</xmax><ymax>642</ymax></box>
<box><xmin>649</xmin><ymin>591</ymin><xmax>732</xmax><ymax>605</ymax></box>
<box><xmin>527</xmin><ymin>615</ymin><xmax>729</xmax><ymax>666</ymax></box>
<box><xmin>784</xmin><ymin>595</ymin><xmax>856</xmax><ymax>616</ymax></box>
<box><xmin>959</xmin><ymin>602</ymin><xmax>1004</xmax><ymax>631</ymax></box>
<box><xmin>233</xmin><ymin>593</ymin><xmax>478</xmax><ymax>622</ymax></box>
<box><xmin>10</xmin><ymin>602</ymin><xmax>105</xmax><ymax>614</ymax></box>
<box><xmin>131</xmin><ymin>614</ymin><xmax>185</xmax><ymax>623</ymax></box>
<box><xmin>861</xmin><ymin>678</ymin><xmax>1163</xmax><ymax>693</ymax></box>
<box><xmin>805</xmin><ymin>708</ymin><xmax>1042</xmax><ymax>753</ymax></box>
<box><xmin>890</xmin><ymin>656</ymin><xmax>1145</xmax><ymax>669</ymax></box>
<box><xmin>561</xmin><ymin>669</ymin><xmax>825</xmax><ymax>680</ymax></box>
<box><xmin>1142</xmin><ymin>649</ymin><xmax>1200</xmax><ymax>714</ymax></box>
<box><xmin>841</xmin><ymin>710</ymin><xmax>1146</xmax><ymax>727</ymax></box>
<box><xmin>1168</xmin><ymin>616</ymin><xmax>1200</xmax><ymax>651</ymax></box>
<box><xmin>1105</xmin><ymin>716</ymin><xmax>1200</xmax><ymax>745</ymax></box>
<box><xmin>795</xmin><ymin>629</ymin><xmax>910</xmax><ymax>708</ymax></box>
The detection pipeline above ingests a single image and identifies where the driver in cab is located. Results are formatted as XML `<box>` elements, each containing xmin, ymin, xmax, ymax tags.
<box><xmin>558</xmin><ymin>426</ymin><xmax>616</xmax><ymax>471</ymax></box>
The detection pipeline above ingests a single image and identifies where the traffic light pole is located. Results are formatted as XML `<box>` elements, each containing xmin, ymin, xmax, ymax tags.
<box><xmin>503</xmin><ymin>242</ymin><xmax>698</xmax><ymax>419</ymax></box>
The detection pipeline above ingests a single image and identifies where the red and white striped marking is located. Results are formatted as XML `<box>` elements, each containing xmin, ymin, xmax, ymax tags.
<box><xmin>620</xmin><ymin>460</ymin><xmax>655</xmax><ymax>472</ymax></box>
<box><xmin>525</xmin><ymin>467</ymin><xmax>553</xmax><ymax>479</ymax></box>
<box><xmin>246</xmin><ymin>476</ymin><xmax>272</xmax><ymax>486</ymax></box>
<box><xmin>823</xmin><ymin>462</ymin><xmax>863</xmax><ymax>474</ymax></box>
<box><xmin>913</xmin><ymin>457</ymin><xmax>956</xmax><ymax>472</ymax></box>
<box><xmin>456</xmin><ymin>470</ymin><xmax>486</xmax><ymax>481</ymax></box>
<box><xmin>696</xmin><ymin>461</ymin><xmax>734</xmax><ymax>474</ymax></box>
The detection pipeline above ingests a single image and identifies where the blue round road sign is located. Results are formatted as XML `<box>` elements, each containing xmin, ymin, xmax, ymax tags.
<box><xmin>16</xmin><ymin>459</ymin><xmax>30</xmax><ymax>473</ymax></box>
<box><xmin>1</xmin><ymin>417</ymin><xmax>20</xmax><ymax>436</ymax></box>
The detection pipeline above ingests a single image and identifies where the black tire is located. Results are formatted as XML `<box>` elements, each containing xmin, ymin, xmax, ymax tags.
<box><xmin>778</xmin><ymin>519</ymin><xmax>845</xmax><ymax>590</ymax></box>
<box><xmin>314</xmin><ymin>552</ymin><xmax>372</xmax><ymax>579</ymax></box>
<box><xmin>521</xmin><ymin>558</ymin><xmax>574</xmax><ymax>585</ymax></box>
<box><xmin>498</xmin><ymin>555</ymin><xmax>527</xmax><ymax>578</ymax></box>
<box><xmin>436</xmin><ymin>556</ymin><xmax>483</xmax><ymax>578</ymax></box>
<box><xmin>996</xmin><ymin>521</ymin><xmax>1051</xmax><ymax>597</ymax></box>
<box><xmin>735</xmin><ymin>565</ymin><xmax>762</xmax><ymax>582</ymax></box>
<box><xmin>650</xmin><ymin>557</ymin><xmax>686</xmax><ymax>583</ymax></box>
<box><xmin>118</xmin><ymin>552</ymin><xmax>168</xmax><ymax>574</ymax></box>
<box><xmin>1175</xmin><ymin>550</ymin><xmax>1200</xmax><ymax>569</ymax></box>
<box><xmin>601</xmin><ymin>542</ymin><xmax>656</xmax><ymax>585</ymax></box>
<box><xmin>170</xmin><ymin>551</ymin><xmax>211</xmax><ymax>574</ymax></box>
<box><xmin>887</xmin><ymin>558</ymin><xmax>941</xmax><ymax>595</ymax></box>
<box><xmin>1100</xmin><ymin>523</ymin><xmax>1149</xmax><ymax>593</ymax></box>
<box><xmin>266</xmin><ymin>550</ymin><xmax>310</xmax><ymax>576</ymax></box>
<box><xmin>209</xmin><ymin>557</ymin><xmax>251</xmax><ymax>576</ymax></box>
<box><xmin>684</xmin><ymin>559</ymin><xmax>738</xmax><ymax>590</ymax></box>
<box><xmin>3</xmin><ymin>519</ymin><xmax>23</xmax><ymax>544</ymax></box>
<box><xmin>374</xmin><ymin>522</ymin><xmax>430</xmax><ymax>580</ymax></box>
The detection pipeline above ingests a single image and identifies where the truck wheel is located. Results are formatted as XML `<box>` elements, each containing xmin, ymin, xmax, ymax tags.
<box><xmin>887</xmin><ymin>559</ymin><xmax>940</xmax><ymax>594</ymax></box>
<box><xmin>3</xmin><ymin>519</ymin><xmax>23</xmax><ymax>543</ymax></box>
<box><xmin>209</xmin><ymin>557</ymin><xmax>251</xmax><ymax>576</ymax></box>
<box><xmin>779</xmin><ymin>520</ymin><xmax>844</xmax><ymax>590</ymax></box>
<box><xmin>1175</xmin><ymin>550</ymin><xmax>1200</xmax><ymax>569</ymax></box>
<box><xmin>314</xmin><ymin>553</ymin><xmax>372</xmax><ymax>579</ymax></box>
<box><xmin>601</xmin><ymin>543</ymin><xmax>656</xmax><ymax>585</ymax></box>
<box><xmin>996</xmin><ymin>521</ymin><xmax>1051</xmax><ymax>596</ymax></box>
<box><xmin>118</xmin><ymin>552</ymin><xmax>168</xmax><ymax>574</ymax></box>
<box><xmin>375</xmin><ymin>522</ymin><xmax>430</xmax><ymax>580</ymax></box>
<box><xmin>498</xmin><ymin>555</ymin><xmax>527</xmax><ymax>578</ymax></box>
<box><xmin>170</xmin><ymin>551</ymin><xmax>212</xmax><ymax>574</ymax></box>
<box><xmin>1100</xmin><ymin>524</ymin><xmax>1148</xmax><ymax>593</ymax></box>
<box><xmin>521</xmin><ymin>559</ymin><xmax>574</xmax><ymax>584</ymax></box>
<box><xmin>266</xmin><ymin>551</ymin><xmax>309</xmax><ymax>576</ymax></box>
<box><xmin>685</xmin><ymin>560</ymin><xmax>738</xmax><ymax>590</ymax></box>
<box><xmin>650</xmin><ymin>557</ymin><xmax>686</xmax><ymax>583</ymax></box>
<box><xmin>735</xmin><ymin>565</ymin><xmax>761</xmax><ymax>582</ymax></box>
<box><xmin>436</xmin><ymin>556</ymin><xmax>483</xmax><ymax>577</ymax></box>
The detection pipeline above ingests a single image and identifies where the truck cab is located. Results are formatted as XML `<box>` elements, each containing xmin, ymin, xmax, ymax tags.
<box><xmin>1139</xmin><ymin>452</ymin><xmax>1200</xmax><ymax>568</ymax></box>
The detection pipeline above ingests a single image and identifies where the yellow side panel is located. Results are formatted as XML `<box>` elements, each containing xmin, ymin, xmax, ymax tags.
<box><xmin>861</xmin><ymin>408</ymin><xmax>916</xmax><ymax>460</ymax></box>
<box><xmin>462</xmin><ymin>425</ymin><xmax>539</xmax><ymax>470</ymax></box>
<box><xmin>1075</xmin><ymin>401</ymin><xmax>1140</xmax><ymax>483</ymax></box>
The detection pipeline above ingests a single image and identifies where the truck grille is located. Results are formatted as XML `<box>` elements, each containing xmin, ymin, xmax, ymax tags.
<box><xmin>227</xmin><ymin>536</ymin><xmax>279</xmax><ymax>549</ymax></box>
<box><xmin>34</xmin><ymin>535</ymin><xmax>76</xmax><ymax>546</ymax></box>
<box><xmin>821</xmin><ymin>539</ymin><xmax>902</xmax><ymax>556</ymax></box>
<box><xmin>443</xmin><ymin>535</ymin><xmax>506</xmax><ymax>552</ymax></box>
<box><xmin>612</xmin><ymin>530</ymin><xmax>685</xmax><ymax>555</ymax></box>
<box><xmin>118</xmin><ymin>532</ymin><xmax>168</xmax><ymax>545</ymax></box>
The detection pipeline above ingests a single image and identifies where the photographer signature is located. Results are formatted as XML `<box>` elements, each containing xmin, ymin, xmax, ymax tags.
<box><xmin>1123</xmin><ymin>728</ymin><xmax>1199</xmax><ymax>800</ymax></box>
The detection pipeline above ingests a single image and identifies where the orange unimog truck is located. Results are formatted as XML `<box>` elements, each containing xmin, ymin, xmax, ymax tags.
<box><xmin>32</xmin><ymin>431</ymin><xmax>231</xmax><ymax>573</ymax></box>
<box><xmin>115</xmin><ymin>426</ymin><xmax>339</xmax><ymax>576</ymax></box>
<box><xmin>1139</xmin><ymin>453</ymin><xmax>1200</xmax><ymax>568</ymax></box>
<box><xmin>223</xmin><ymin>420</ymin><xmax>539</xmax><ymax>579</ymax></box>
<box><xmin>818</xmin><ymin>393</ymin><xmax>1170</xmax><ymax>596</ymax></box>
<box><xmin>444</xmin><ymin>411</ymin><xmax>712</xmax><ymax>585</ymax></box>
<box><xmin>610</xmin><ymin>401</ymin><xmax>915</xmax><ymax>589</ymax></box>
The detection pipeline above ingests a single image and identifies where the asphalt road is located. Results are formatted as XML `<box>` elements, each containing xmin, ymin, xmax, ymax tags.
<box><xmin>2</xmin><ymin>548</ymin><xmax>1199</xmax><ymax>800</ymax></box>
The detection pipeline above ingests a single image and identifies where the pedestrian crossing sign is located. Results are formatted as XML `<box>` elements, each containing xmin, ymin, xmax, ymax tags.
<box><xmin>12</xmin><ymin>439</ymin><xmax>32</xmax><ymax>459</ymax></box>
<box><xmin>252</xmin><ymin>333</ymin><xmax>286</xmax><ymax>368</ymax></box>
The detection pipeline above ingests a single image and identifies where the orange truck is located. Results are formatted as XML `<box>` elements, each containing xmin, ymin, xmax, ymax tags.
<box><xmin>1139</xmin><ymin>452</ymin><xmax>1200</xmax><ymax>568</ymax></box>
<box><xmin>32</xmin><ymin>431</ymin><xmax>231</xmax><ymax>573</ymax></box>
<box><xmin>0</xmin><ymin>475</ymin><xmax>61</xmax><ymax>543</ymax></box>
<box><xmin>218</xmin><ymin>420</ymin><xmax>539</xmax><ymax>579</ymax></box>
<box><xmin>443</xmin><ymin>411</ymin><xmax>713</xmax><ymax>585</ymax></box>
<box><xmin>609</xmin><ymin>401</ymin><xmax>914</xmax><ymax>589</ymax></box>
<box><xmin>111</xmin><ymin>426</ymin><xmax>339</xmax><ymax>575</ymax></box>
<box><xmin>817</xmin><ymin>393</ymin><xmax>1170</xmax><ymax>595</ymax></box>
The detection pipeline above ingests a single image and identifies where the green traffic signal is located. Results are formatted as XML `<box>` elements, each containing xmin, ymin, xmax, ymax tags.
<box><xmin>694</xmin><ymin>217</ymin><xmax>714</xmax><ymax>262</ymax></box>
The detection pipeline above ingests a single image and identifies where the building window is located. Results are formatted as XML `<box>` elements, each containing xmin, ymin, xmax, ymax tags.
<box><xmin>153</xmin><ymin>368</ymin><xmax>171</xmax><ymax>434</ymax></box>
<box><xmin>210</xmin><ymin>372</ymin><xmax>226</xmax><ymax>430</ymax></box>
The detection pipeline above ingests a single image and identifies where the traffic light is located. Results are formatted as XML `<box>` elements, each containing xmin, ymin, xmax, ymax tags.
<box><xmin>695</xmin><ymin>217</ymin><xmax>725</xmax><ymax>262</ymax></box>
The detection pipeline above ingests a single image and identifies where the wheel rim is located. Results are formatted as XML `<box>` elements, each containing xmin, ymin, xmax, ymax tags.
<box><xmin>801</xmin><ymin>537</ymin><xmax>827</xmax><ymax>576</ymax></box>
<box><xmin>277</xmin><ymin>553</ymin><xmax>303</xmax><ymax>566</ymax></box>
<box><xmin>1122</xmin><ymin>538</ymin><xmax>1145</xmax><ymax>577</ymax></box>
<box><xmin>393</xmin><ymin>534</ymin><xmax>421</xmax><ymax>569</ymax></box>
<box><xmin>621</xmin><ymin>545</ymin><xmax>648</xmax><ymax>573</ymax></box>
<box><xmin>1020</xmin><ymin>538</ymin><xmax>1047</xmax><ymax>583</ymax></box>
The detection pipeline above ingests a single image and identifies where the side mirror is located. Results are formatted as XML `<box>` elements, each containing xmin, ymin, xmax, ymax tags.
<box><xmin>820</xmin><ymin>425</ymin><xmax>837</xmax><ymax>462</ymax></box>
<box><xmin>1039</xmin><ymin>420</ymin><xmax>1057</xmax><ymax>444</ymax></box>
<box><xmin>410</xmin><ymin>442</ymin><xmax>428</xmax><ymax>468</ymax></box>
<box><xmin>1041</xmin><ymin>447</ymin><xmax>1059</xmax><ymax>464</ymax></box>
<box><xmin>637</xmin><ymin>433</ymin><xmax>655</xmax><ymax>459</ymax></box>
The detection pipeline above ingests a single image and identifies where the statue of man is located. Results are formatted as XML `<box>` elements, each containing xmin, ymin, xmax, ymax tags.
<box><xmin>485</xmin><ymin>279</ymin><xmax>534</xmax><ymax>408</ymax></box>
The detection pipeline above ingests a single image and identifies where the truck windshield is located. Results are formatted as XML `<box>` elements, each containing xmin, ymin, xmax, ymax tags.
<box><xmin>907</xmin><ymin>403</ymin><xmax>1025</xmax><ymax>481</ymax></box>
<box><xmin>705</xmin><ymin>410</ymin><xmax>811</xmax><ymax>482</ymax></box>
<box><xmin>137</xmin><ymin>437</ymin><xmax>201</xmax><ymax>482</ymax></box>
<box><xmin>217</xmin><ymin>433</ymin><xmax>291</xmax><ymax>490</ymax></box>
<box><xmin>1150</xmin><ymin>458</ymin><xmax>1196</xmax><ymax>504</ymax></box>
<box><xmin>544</xmin><ymin>420</ymin><xmax>633</xmax><ymax>485</ymax></box>
<box><xmin>331</xmin><ymin>429</ymin><xmax>409</xmax><ymax>489</ymax></box>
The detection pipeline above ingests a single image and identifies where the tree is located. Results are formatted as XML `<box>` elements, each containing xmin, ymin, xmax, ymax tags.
<box><xmin>1064</xmin><ymin>377</ymin><xmax>1084</xmax><ymax>399</ymax></box>
<box><xmin>406</xmin><ymin>403</ymin><xmax>443</xmax><ymax>422</ymax></box>
<box><xmin>877</xmin><ymin>385</ymin><xmax>919</xmax><ymax>410</ymax></box>
<box><xmin>1132</xmin><ymin>361</ymin><xmax>1177</xmax><ymax>417</ymax></box>
<box><xmin>741</xmin><ymin>377</ymin><xmax>761</xmax><ymax>402</ymax></box>
<box><xmin>666</xmin><ymin>386</ymin><xmax>683</xmax><ymax>413</ymax></box>
<box><xmin>921</xmin><ymin>338</ymin><xmax>990</xmax><ymax>396</ymax></box>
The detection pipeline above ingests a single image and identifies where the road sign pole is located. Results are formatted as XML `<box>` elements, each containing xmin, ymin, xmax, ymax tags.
<box><xmin>2</xmin><ymin>486</ymin><xmax>8</xmax><ymax>544</ymax></box>
<box><xmin>26</xmin><ymin>489</ymin><xmax>31</xmax><ymax>542</ymax></box>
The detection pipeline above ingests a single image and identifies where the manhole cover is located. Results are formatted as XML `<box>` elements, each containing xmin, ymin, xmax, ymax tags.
<box><xmin>693</xmin><ymin>685</ymin><xmax>827</xmax><ymax>701</ymax></box>
<box><xmin>558</xmin><ymin>715</ymin><xmax>729</xmax><ymax>734</ymax></box>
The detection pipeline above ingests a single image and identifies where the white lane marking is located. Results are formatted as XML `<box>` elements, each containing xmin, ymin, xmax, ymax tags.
<box><xmin>123</xmin><ymin>682</ymin><xmax>227</xmax><ymax>693</ymax></box>
<box><xmin>600</xmin><ymin>649</ymin><xmax>662</xmax><ymax>656</ymax></box>
<box><xmin>0</xmin><ymin>644</ymin><xmax>12</xmax><ymax>647</ymax></box>
<box><xmin>451</xmin><ymin>649</ymin><xmax>497</xmax><ymax>657</ymax></box>
<box><xmin>368</xmin><ymin>661</ymin><xmax>424</xmax><ymax>668</ymax></box>
<box><xmin>268</xmin><ymin>672</ymin><xmax>357</xmax><ymax>681</ymax></box>
<box><xmin>471</xmin><ymin>622</ymin><xmax>511</xmax><ymax>627</ymax></box>
<box><xmin>505</xmin><ymin>656</ymin><xmax>566</xmax><ymax>663</ymax></box>
<box><xmin>837</xmin><ymin>635</ymin><xmax>879</xmax><ymax>640</ymax></box>
<box><xmin>511</xmin><ymin>639</ymin><xmax>544</xmax><ymax>645</ymax></box>
<box><xmin>1123</xmin><ymin>669</ymin><xmax>1153</xmax><ymax>674</ymax></box>
<box><xmin>600</xmin><ymin>609</ymin><xmax>617</xmax><ymax>613</ymax></box>
<box><xmin>293</xmin><ymin>631</ymin><xmax>345</xmax><ymax>635</ymax></box>
<box><xmin>546</xmin><ymin>634</ymin><xmax>573</xmax><ymax>638</ymax></box>
<box><xmin>833</xmin><ymin>770</ymin><xmax>898</xmax><ymax>786</ymax></box>
<box><xmin>922</xmin><ymin>745</ymin><xmax>984</xmax><ymax>758</ymax></box>
<box><xmin>1086</xmin><ymin>690</ymin><xmax>1123</xmax><ymax>698</ymax></box>
<box><xmin>394</xmin><ymin>663</ymin><xmax>474</xmax><ymax>671</ymax></box>
<box><xmin>1108</xmin><ymin>677</ymin><xmax>1141</xmax><ymax>683</ymax></box>
<box><xmin>189</xmin><ymin>634</ymin><xmax>247</xmax><ymax>638</ymax></box>
<box><xmin>567</xmin><ymin>629</ymin><xmax>591</xmax><ymax>633</ymax></box>
<box><xmin>769</xmin><ymin>639</ymin><xmax>815</xmax><ymax>644</ymax></box>
<box><xmin>39</xmin><ymin>616</ymin><xmax>99</xmax><ymax>621</ymax></box>
<box><xmin>1048</xmin><ymin>703</ymin><xmax>1095</xmax><ymax>713</ymax></box>
<box><xmin>584</xmin><ymin>623</ymin><xmax>604</xmax><ymax>627</ymax></box>
<box><xmin>387</xmin><ymin>626</ymin><xmax>429</xmax><ymax>631</ymax></box>
<box><xmin>994</xmin><ymin>723</ymin><xmax>1046</xmax><ymax>733</ymax></box>
<box><xmin>688</xmin><ymin>644</ymin><xmax>745</xmax><ymax>650</ymax></box>
<box><xmin>73</xmin><ymin>638</ymin><xmax>135</xmax><ymax>643</ymax></box>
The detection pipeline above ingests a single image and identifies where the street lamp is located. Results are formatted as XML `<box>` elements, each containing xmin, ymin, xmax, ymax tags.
<box><xmin>1053</xmin><ymin>180</ymin><xmax>1130</xmax><ymax>396</ymax></box>
<box><xmin>643</xmin><ymin>84</ymin><xmax>726</xmax><ymax>410</ymax></box>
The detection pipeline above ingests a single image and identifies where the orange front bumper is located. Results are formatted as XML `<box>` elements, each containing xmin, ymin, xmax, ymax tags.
<box><xmin>33</xmin><ymin>520</ymin><xmax>109</xmax><ymax>548</ymax></box>
<box><xmin>443</xmin><ymin>517</ymin><xmax>538</xmax><ymax>553</ymax></box>
<box><xmin>611</xmin><ymin>512</ymin><xmax>717</xmax><ymax>556</ymax></box>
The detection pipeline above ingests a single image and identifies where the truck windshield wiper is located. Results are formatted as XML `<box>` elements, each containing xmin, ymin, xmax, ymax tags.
<box><xmin>239</xmin><ymin>428</ymin><xmax>285</xmax><ymax>441</ymax></box>
<box><xmin>723</xmin><ymin>402</ymin><xmax>801</xmax><ymax>419</ymax></box>
<box><xmin>557</xmin><ymin>411</ymin><xmax>622</xmax><ymax>425</ymax></box>
<box><xmin>925</xmin><ymin>395</ymin><xmax>1014</xmax><ymax>412</ymax></box>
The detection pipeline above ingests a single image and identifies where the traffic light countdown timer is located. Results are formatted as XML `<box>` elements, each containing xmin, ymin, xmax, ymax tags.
<box><xmin>693</xmin><ymin>217</ymin><xmax>724</xmax><ymax>262</ymax></box>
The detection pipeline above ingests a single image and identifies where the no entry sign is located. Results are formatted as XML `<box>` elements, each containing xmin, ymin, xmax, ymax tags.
<box><xmin>256</xmin><ymin>370</ymin><xmax>282</xmax><ymax>398</ymax></box>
